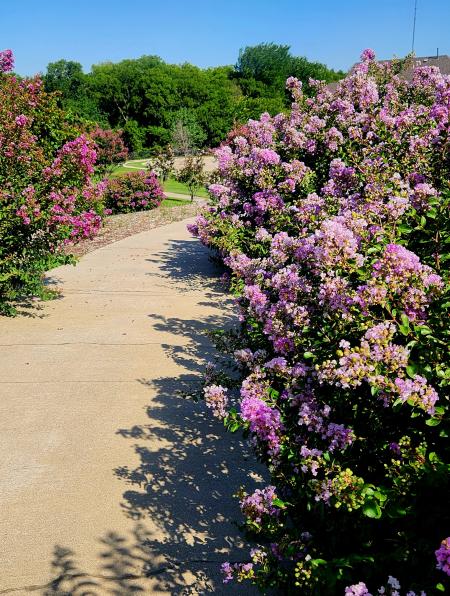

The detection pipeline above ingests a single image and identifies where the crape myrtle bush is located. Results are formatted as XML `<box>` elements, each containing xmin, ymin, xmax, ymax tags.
<box><xmin>89</xmin><ymin>126</ymin><xmax>128</xmax><ymax>175</ymax></box>
<box><xmin>103</xmin><ymin>170</ymin><xmax>165</xmax><ymax>214</ymax></box>
<box><xmin>189</xmin><ymin>50</ymin><xmax>450</xmax><ymax>594</ymax></box>
<box><xmin>0</xmin><ymin>50</ymin><xmax>104</xmax><ymax>314</ymax></box>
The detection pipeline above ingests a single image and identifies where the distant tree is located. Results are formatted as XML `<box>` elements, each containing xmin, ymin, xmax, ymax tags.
<box><xmin>41</xmin><ymin>48</ymin><xmax>344</xmax><ymax>156</ymax></box>
<box><xmin>89</xmin><ymin>55</ymin><xmax>164</xmax><ymax>126</ymax></box>
<box><xmin>234</xmin><ymin>43</ymin><xmax>345</xmax><ymax>104</ymax></box>
<box><xmin>122</xmin><ymin>119</ymin><xmax>145</xmax><ymax>154</ymax></box>
<box><xmin>176</xmin><ymin>154</ymin><xmax>206</xmax><ymax>201</ymax></box>
<box><xmin>44</xmin><ymin>59</ymin><xmax>85</xmax><ymax>96</ymax></box>
<box><xmin>151</xmin><ymin>145</ymin><xmax>175</xmax><ymax>182</ymax></box>
<box><xmin>90</xmin><ymin>127</ymin><xmax>128</xmax><ymax>175</ymax></box>
<box><xmin>170</xmin><ymin>108</ymin><xmax>206</xmax><ymax>155</ymax></box>
<box><xmin>291</xmin><ymin>56</ymin><xmax>345</xmax><ymax>93</ymax></box>
<box><xmin>146</xmin><ymin>125</ymin><xmax>171</xmax><ymax>149</ymax></box>
<box><xmin>236</xmin><ymin>43</ymin><xmax>292</xmax><ymax>89</ymax></box>
<box><xmin>44</xmin><ymin>60</ymin><xmax>110</xmax><ymax>124</ymax></box>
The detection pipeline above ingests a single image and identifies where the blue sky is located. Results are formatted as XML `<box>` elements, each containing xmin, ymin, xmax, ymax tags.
<box><xmin>2</xmin><ymin>0</ymin><xmax>449</xmax><ymax>76</ymax></box>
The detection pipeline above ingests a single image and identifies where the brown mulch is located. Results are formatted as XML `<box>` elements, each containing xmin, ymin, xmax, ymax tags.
<box><xmin>67</xmin><ymin>202</ymin><xmax>203</xmax><ymax>258</ymax></box>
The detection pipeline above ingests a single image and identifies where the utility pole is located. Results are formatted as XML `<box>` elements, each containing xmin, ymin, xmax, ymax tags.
<box><xmin>412</xmin><ymin>0</ymin><xmax>418</xmax><ymax>54</ymax></box>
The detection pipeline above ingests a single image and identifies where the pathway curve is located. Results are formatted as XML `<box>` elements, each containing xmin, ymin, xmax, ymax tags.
<box><xmin>0</xmin><ymin>220</ymin><xmax>263</xmax><ymax>594</ymax></box>
<box><xmin>123</xmin><ymin>156</ymin><xmax>218</xmax><ymax>173</ymax></box>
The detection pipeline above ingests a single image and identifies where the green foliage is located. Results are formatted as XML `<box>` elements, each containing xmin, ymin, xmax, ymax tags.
<box><xmin>235</xmin><ymin>42</ymin><xmax>345</xmax><ymax>104</ymax></box>
<box><xmin>170</xmin><ymin>108</ymin><xmax>206</xmax><ymax>155</ymax></box>
<box><xmin>236</xmin><ymin>42</ymin><xmax>293</xmax><ymax>88</ymax></box>
<box><xmin>44</xmin><ymin>59</ymin><xmax>84</xmax><ymax>96</ymax></box>
<box><xmin>175</xmin><ymin>155</ymin><xmax>206</xmax><ymax>200</ymax></box>
<box><xmin>122</xmin><ymin>119</ymin><xmax>145</xmax><ymax>153</ymax></box>
<box><xmin>43</xmin><ymin>45</ymin><xmax>344</xmax><ymax>152</ymax></box>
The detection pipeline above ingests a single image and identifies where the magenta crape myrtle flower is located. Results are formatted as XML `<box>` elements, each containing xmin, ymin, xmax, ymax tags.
<box><xmin>0</xmin><ymin>49</ymin><xmax>14</xmax><ymax>73</ymax></box>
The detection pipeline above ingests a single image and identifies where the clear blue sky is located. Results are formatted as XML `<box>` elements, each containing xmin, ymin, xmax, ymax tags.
<box><xmin>2</xmin><ymin>0</ymin><xmax>449</xmax><ymax>76</ymax></box>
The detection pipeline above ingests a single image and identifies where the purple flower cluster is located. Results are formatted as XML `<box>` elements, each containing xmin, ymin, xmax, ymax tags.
<box><xmin>221</xmin><ymin>561</ymin><xmax>254</xmax><ymax>584</ymax></box>
<box><xmin>345</xmin><ymin>575</ymin><xmax>426</xmax><ymax>595</ymax></box>
<box><xmin>363</xmin><ymin>244</ymin><xmax>444</xmax><ymax>320</ymax></box>
<box><xmin>240</xmin><ymin>384</ymin><xmax>283</xmax><ymax>456</ymax></box>
<box><xmin>239</xmin><ymin>485</ymin><xmax>279</xmax><ymax>524</ymax></box>
<box><xmin>192</xmin><ymin>49</ymin><xmax>450</xmax><ymax>592</ymax></box>
<box><xmin>436</xmin><ymin>537</ymin><xmax>450</xmax><ymax>576</ymax></box>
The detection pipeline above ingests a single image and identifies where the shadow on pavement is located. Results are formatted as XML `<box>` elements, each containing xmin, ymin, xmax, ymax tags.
<box><xmin>145</xmin><ymin>237</ymin><xmax>225</xmax><ymax>295</ymax></box>
<box><xmin>40</xmin><ymin>237</ymin><xmax>263</xmax><ymax>594</ymax></box>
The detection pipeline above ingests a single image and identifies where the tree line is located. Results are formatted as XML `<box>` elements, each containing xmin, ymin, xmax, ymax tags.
<box><xmin>43</xmin><ymin>43</ymin><xmax>344</xmax><ymax>154</ymax></box>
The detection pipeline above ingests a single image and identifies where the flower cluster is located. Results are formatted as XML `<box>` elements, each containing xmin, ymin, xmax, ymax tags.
<box><xmin>191</xmin><ymin>49</ymin><xmax>450</xmax><ymax>592</ymax></box>
<box><xmin>345</xmin><ymin>575</ymin><xmax>426</xmax><ymax>595</ymax></box>
<box><xmin>0</xmin><ymin>52</ymin><xmax>104</xmax><ymax>313</ymax></box>
<box><xmin>436</xmin><ymin>538</ymin><xmax>450</xmax><ymax>576</ymax></box>
<box><xmin>89</xmin><ymin>126</ymin><xmax>129</xmax><ymax>174</ymax></box>
<box><xmin>0</xmin><ymin>49</ymin><xmax>13</xmax><ymax>73</ymax></box>
<box><xmin>103</xmin><ymin>170</ymin><xmax>165</xmax><ymax>214</ymax></box>
<box><xmin>239</xmin><ymin>486</ymin><xmax>279</xmax><ymax>525</ymax></box>
<box><xmin>203</xmin><ymin>384</ymin><xmax>228</xmax><ymax>418</ymax></box>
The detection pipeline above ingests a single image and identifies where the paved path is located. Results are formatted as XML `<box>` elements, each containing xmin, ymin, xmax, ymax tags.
<box><xmin>124</xmin><ymin>156</ymin><xmax>218</xmax><ymax>173</ymax></box>
<box><xmin>0</xmin><ymin>220</ymin><xmax>263</xmax><ymax>594</ymax></box>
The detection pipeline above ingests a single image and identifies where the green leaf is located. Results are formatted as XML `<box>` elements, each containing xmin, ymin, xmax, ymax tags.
<box><xmin>272</xmin><ymin>498</ymin><xmax>287</xmax><ymax>508</ymax></box>
<box><xmin>398</xmin><ymin>314</ymin><xmax>410</xmax><ymax>336</ymax></box>
<box><xmin>363</xmin><ymin>500</ymin><xmax>382</xmax><ymax>519</ymax></box>
<box><xmin>436</xmin><ymin>583</ymin><xmax>445</xmax><ymax>592</ymax></box>
<box><xmin>400</xmin><ymin>313</ymin><xmax>410</xmax><ymax>327</ymax></box>
<box><xmin>417</xmin><ymin>326</ymin><xmax>432</xmax><ymax>336</ymax></box>
<box><xmin>406</xmin><ymin>364</ymin><xmax>417</xmax><ymax>378</ymax></box>
<box><xmin>303</xmin><ymin>351</ymin><xmax>314</xmax><ymax>359</ymax></box>
<box><xmin>426</xmin><ymin>417</ymin><xmax>441</xmax><ymax>427</ymax></box>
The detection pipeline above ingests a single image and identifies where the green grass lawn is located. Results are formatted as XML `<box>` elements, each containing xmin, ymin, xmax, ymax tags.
<box><xmin>162</xmin><ymin>177</ymin><xmax>209</xmax><ymax>198</ymax></box>
<box><xmin>110</xmin><ymin>163</ymin><xmax>209</xmax><ymax>199</ymax></box>
<box><xmin>161</xmin><ymin>197</ymin><xmax>191</xmax><ymax>208</ymax></box>
<box><xmin>110</xmin><ymin>163</ymin><xmax>147</xmax><ymax>176</ymax></box>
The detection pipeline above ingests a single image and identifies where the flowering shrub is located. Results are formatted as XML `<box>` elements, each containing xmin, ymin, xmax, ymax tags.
<box><xmin>103</xmin><ymin>170</ymin><xmax>165</xmax><ymax>214</ymax></box>
<box><xmin>89</xmin><ymin>126</ymin><xmax>128</xmax><ymax>175</ymax></box>
<box><xmin>0</xmin><ymin>50</ymin><xmax>104</xmax><ymax>314</ymax></box>
<box><xmin>190</xmin><ymin>51</ymin><xmax>450</xmax><ymax>593</ymax></box>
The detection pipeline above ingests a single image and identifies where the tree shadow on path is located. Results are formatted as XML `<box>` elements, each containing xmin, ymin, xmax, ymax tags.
<box><xmin>112</xmin><ymin>238</ymin><xmax>265</xmax><ymax>592</ymax></box>
<box><xmin>39</xmin><ymin>237</ymin><xmax>264</xmax><ymax>594</ymax></box>
<box><xmin>145</xmin><ymin>237</ymin><xmax>225</xmax><ymax>296</ymax></box>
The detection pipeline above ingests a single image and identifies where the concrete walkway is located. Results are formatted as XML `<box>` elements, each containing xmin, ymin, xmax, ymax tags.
<box><xmin>0</xmin><ymin>220</ymin><xmax>262</xmax><ymax>594</ymax></box>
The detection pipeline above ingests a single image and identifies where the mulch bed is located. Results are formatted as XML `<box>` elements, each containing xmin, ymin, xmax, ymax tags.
<box><xmin>67</xmin><ymin>202</ymin><xmax>203</xmax><ymax>257</ymax></box>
